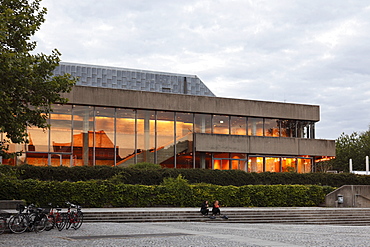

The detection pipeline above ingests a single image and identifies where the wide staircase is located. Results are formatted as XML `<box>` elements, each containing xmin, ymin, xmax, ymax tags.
<box><xmin>83</xmin><ymin>208</ymin><xmax>370</xmax><ymax>226</ymax></box>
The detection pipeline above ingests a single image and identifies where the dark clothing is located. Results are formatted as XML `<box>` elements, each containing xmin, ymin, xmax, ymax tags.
<box><xmin>200</xmin><ymin>202</ymin><xmax>209</xmax><ymax>215</ymax></box>
<box><xmin>212</xmin><ymin>204</ymin><xmax>220</xmax><ymax>215</ymax></box>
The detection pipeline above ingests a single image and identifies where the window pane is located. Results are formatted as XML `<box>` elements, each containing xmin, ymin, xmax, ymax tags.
<box><xmin>249</xmin><ymin>156</ymin><xmax>263</xmax><ymax>172</ymax></box>
<box><xmin>26</xmin><ymin>113</ymin><xmax>49</xmax><ymax>166</ymax></box>
<box><xmin>116</xmin><ymin>108</ymin><xmax>135</xmax><ymax>166</ymax></box>
<box><xmin>194</xmin><ymin>114</ymin><xmax>211</xmax><ymax>133</ymax></box>
<box><xmin>281</xmin><ymin>120</ymin><xmax>296</xmax><ymax>137</ymax></box>
<box><xmin>195</xmin><ymin>152</ymin><xmax>211</xmax><ymax>169</ymax></box>
<box><xmin>50</xmin><ymin>104</ymin><xmax>72</xmax><ymax>167</ymax></box>
<box><xmin>72</xmin><ymin>105</ymin><xmax>94</xmax><ymax>166</ymax></box>
<box><xmin>95</xmin><ymin>107</ymin><xmax>115</xmax><ymax>166</ymax></box>
<box><xmin>248</xmin><ymin>118</ymin><xmax>263</xmax><ymax>136</ymax></box>
<box><xmin>265</xmin><ymin>157</ymin><xmax>280</xmax><ymax>172</ymax></box>
<box><xmin>213</xmin><ymin>115</ymin><xmax>229</xmax><ymax>135</ymax></box>
<box><xmin>282</xmin><ymin>158</ymin><xmax>297</xmax><ymax>172</ymax></box>
<box><xmin>137</xmin><ymin>110</ymin><xmax>155</xmax><ymax>163</ymax></box>
<box><xmin>157</xmin><ymin>111</ymin><xmax>175</xmax><ymax>167</ymax></box>
<box><xmin>176</xmin><ymin>112</ymin><xmax>193</xmax><ymax>168</ymax></box>
<box><xmin>297</xmin><ymin>158</ymin><xmax>312</xmax><ymax>173</ymax></box>
<box><xmin>231</xmin><ymin>116</ymin><xmax>247</xmax><ymax>135</ymax></box>
<box><xmin>264</xmin><ymin>119</ymin><xmax>280</xmax><ymax>137</ymax></box>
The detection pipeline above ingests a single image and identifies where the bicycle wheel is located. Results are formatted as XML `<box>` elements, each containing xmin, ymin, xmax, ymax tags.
<box><xmin>64</xmin><ymin>213</ymin><xmax>72</xmax><ymax>230</ymax></box>
<box><xmin>33</xmin><ymin>214</ymin><xmax>48</xmax><ymax>233</ymax></box>
<box><xmin>0</xmin><ymin>217</ymin><xmax>6</xmax><ymax>234</ymax></box>
<box><xmin>72</xmin><ymin>212</ymin><xmax>83</xmax><ymax>230</ymax></box>
<box><xmin>8</xmin><ymin>215</ymin><xmax>27</xmax><ymax>234</ymax></box>
<box><xmin>55</xmin><ymin>214</ymin><xmax>65</xmax><ymax>231</ymax></box>
<box><xmin>44</xmin><ymin>214</ymin><xmax>55</xmax><ymax>231</ymax></box>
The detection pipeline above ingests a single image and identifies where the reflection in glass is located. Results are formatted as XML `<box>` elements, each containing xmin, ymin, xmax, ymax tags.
<box><xmin>231</xmin><ymin>116</ymin><xmax>247</xmax><ymax>135</ymax></box>
<box><xmin>95</xmin><ymin>107</ymin><xmax>116</xmax><ymax>166</ymax></box>
<box><xmin>212</xmin><ymin>115</ymin><xmax>229</xmax><ymax>135</ymax></box>
<box><xmin>176</xmin><ymin>112</ymin><xmax>194</xmax><ymax>168</ymax></box>
<box><xmin>248</xmin><ymin>118</ymin><xmax>263</xmax><ymax>136</ymax></box>
<box><xmin>137</xmin><ymin>110</ymin><xmax>155</xmax><ymax>164</ymax></box>
<box><xmin>116</xmin><ymin>108</ymin><xmax>135</xmax><ymax>166</ymax></box>
<box><xmin>157</xmin><ymin>111</ymin><xmax>174</xmax><ymax>166</ymax></box>
<box><xmin>194</xmin><ymin>114</ymin><xmax>211</xmax><ymax>133</ymax></box>
<box><xmin>264</xmin><ymin>119</ymin><xmax>280</xmax><ymax>137</ymax></box>
<box><xmin>72</xmin><ymin>105</ymin><xmax>94</xmax><ymax>166</ymax></box>
<box><xmin>50</xmin><ymin>104</ymin><xmax>72</xmax><ymax>166</ymax></box>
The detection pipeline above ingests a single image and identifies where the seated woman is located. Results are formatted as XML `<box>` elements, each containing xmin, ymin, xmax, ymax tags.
<box><xmin>200</xmin><ymin>200</ymin><xmax>209</xmax><ymax>216</ymax></box>
<box><xmin>212</xmin><ymin>200</ymin><xmax>221</xmax><ymax>216</ymax></box>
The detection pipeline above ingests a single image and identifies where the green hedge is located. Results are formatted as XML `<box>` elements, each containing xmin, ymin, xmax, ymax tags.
<box><xmin>0</xmin><ymin>177</ymin><xmax>334</xmax><ymax>208</ymax></box>
<box><xmin>3</xmin><ymin>164</ymin><xmax>370</xmax><ymax>187</ymax></box>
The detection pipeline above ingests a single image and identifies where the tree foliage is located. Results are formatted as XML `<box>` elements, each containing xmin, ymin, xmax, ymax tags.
<box><xmin>328</xmin><ymin>128</ymin><xmax>370</xmax><ymax>172</ymax></box>
<box><xmin>0</xmin><ymin>0</ymin><xmax>76</xmax><ymax>153</ymax></box>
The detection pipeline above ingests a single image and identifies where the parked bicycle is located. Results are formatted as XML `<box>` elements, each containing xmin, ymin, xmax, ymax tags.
<box><xmin>64</xmin><ymin>202</ymin><xmax>83</xmax><ymax>230</ymax></box>
<box><xmin>8</xmin><ymin>204</ymin><xmax>49</xmax><ymax>233</ymax></box>
<box><xmin>45</xmin><ymin>203</ymin><xmax>65</xmax><ymax>231</ymax></box>
<box><xmin>0</xmin><ymin>215</ymin><xmax>6</xmax><ymax>234</ymax></box>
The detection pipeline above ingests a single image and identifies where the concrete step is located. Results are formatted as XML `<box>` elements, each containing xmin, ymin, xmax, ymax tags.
<box><xmin>81</xmin><ymin>208</ymin><xmax>370</xmax><ymax>225</ymax></box>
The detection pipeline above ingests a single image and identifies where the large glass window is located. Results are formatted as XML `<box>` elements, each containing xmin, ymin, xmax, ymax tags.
<box><xmin>248</xmin><ymin>118</ymin><xmax>263</xmax><ymax>136</ymax></box>
<box><xmin>212</xmin><ymin>115</ymin><xmax>229</xmax><ymax>135</ymax></box>
<box><xmin>137</xmin><ymin>110</ymin><xmax>155</xmax><ymax>164</ymax></box>
<box><xmin>175</xmin><ymin>112</ymin><xmax>194</xmax><ymax>168</ymax></box>
<box><xmin>297</xmin><ymin>158</ymin><xmax>312</xmax><ymax>173</ymax></box>
<box><xmin>72</xmin><ymin>105</ymin><xmax>94</xmax><ymax>166</ymax></box>
<box><xmin>280</xmin><ymin>120</ymin><xmax>296</xmax><ymax>137</ymax></box>
<box><xmin>264</xmin><ymin>119</ymin><xmax>280</xmax><ymax>137</ymax></box>
<box><xmin>116</xmin><ymin>108</ymin><xmax>136</xmax><ymax>166</ymax></box>
<box><xmin>195</xmin><ymin>152</ymin><xmax>212</xmax><ymax>169</ymax></box>
<box><xmin>230</xmin><ymin>116</ymin><xmax>247</xmax><ymax>135</ymax></box>
<box><xmin>231</xmin><ymin>153</ymin><xmax>247</xmax><ymax>171</ymax></box>
<box><xmin>249</xmin><ymin>156</ymin><xmax>264</xmax><ymax>172</ymax></box>
<box><xmin>214</xmin><ymin>153</ymin><xmax>230</xmax><ymax>170</ymax></box>
<box><xmin>50</xmin><ymin>104</ymin><xmax>72</xmax><ymax>166</ymax></box>
<box><xmin>157</xmin><ymin>111</ymin><xmax>175</xmax><ymax>167</ymax></box>
<box><xmin>95</xmin><ymin>107</ymin><xmax>115</xmax><ymax>166</ymax></box>
<box><xmin>194</xmin><ymin>114</ymin><xmax>211</xmax><ymax>134</ymax></box>
<box><xmin>265</xmin><ymin>157</ymin><xmax>281</xmax><ymax>172</ymax></box>
<box><xmin>282</xmin><ymin>158</ymin><xmax>297</xmax><ymax>172</ymax></box>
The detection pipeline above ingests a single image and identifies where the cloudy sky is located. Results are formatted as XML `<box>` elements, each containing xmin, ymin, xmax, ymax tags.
<box><xmin>33</xmin><ymin>0</ymin><xmax>370</xmax><ymax>140</ymax></box>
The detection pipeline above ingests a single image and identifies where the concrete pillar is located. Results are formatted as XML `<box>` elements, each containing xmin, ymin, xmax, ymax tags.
<box><xmin>349</xmin><ymin>159</ymin><xmax>353</xmax><ymax>173</ymax></box>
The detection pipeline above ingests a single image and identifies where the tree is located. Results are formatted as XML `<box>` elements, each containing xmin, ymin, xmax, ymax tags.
<box><xmin>328</xmin><ymin>128</ymin><xmax>370</xmax><ymax>172</ymax></box>
<box><xmin>0</xmin><ymin>0</ymin><xmax>76</xmax><ymax>156</ymax></box>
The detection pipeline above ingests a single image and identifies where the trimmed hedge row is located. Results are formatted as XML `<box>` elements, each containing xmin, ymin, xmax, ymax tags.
<box><xmin>2</xmin><ymin>164</ymin><xmax>370</xmax><ymax>187</ymax></box>
<box><xmin>0</xmin><ymin>177</ymin><xmax>334</xmax><ymax>208</ymax></box>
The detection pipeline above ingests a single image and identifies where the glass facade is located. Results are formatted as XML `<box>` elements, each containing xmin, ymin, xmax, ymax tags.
<box><xmin>2</xmin><ymin>104</ymin><xmax>316</xmax><ymax>173</ymax></box>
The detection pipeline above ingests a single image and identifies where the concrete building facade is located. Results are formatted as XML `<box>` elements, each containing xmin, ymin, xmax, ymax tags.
<box><xmin>4</xmin><ymin>62</ymin><xmax>335</xmax><ymax>172</ymax></box>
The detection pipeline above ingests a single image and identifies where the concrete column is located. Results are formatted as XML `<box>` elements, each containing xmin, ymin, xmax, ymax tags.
<box><xmin>349</xmin><ymin>159</ymin><xmax>353</xmax><ymax>173</ymax></box>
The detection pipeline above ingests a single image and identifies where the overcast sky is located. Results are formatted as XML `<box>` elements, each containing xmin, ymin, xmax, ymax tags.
<box><xmin>33</xmin><ymin>0</ymin><xmax>370</xmax><ymax>140</ymax></box>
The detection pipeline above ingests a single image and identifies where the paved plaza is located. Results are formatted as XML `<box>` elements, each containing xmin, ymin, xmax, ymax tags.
<box><xmin>1</xmin><ymin>222</ymin><xmax>370</xmax><ymax>247</ymax></box>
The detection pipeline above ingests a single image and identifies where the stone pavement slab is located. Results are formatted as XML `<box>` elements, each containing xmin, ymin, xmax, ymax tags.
<box><xmin>2</xmin><ymin>222</ymin><xmax>370</xmax><ymax>247</ymax></box>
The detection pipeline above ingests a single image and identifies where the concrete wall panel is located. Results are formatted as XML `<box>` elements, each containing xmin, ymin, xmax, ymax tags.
<box><xmin>63</xmin><ymin>86</ymin><xmax>320</xmax><ymax>121</ymax></box>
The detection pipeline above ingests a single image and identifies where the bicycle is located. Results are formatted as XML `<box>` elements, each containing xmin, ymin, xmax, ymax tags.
<box><xmin>45</xmin><ymin>203</ymin><xmax>65</xmax><ymax>231</ymax></box>
<box><xmin>8</xmin><ymin>204</ymin><xmax>48</xmax><ymax>233</ymax></box>
<box><xmin>0</xmin><ymin>215</ymin><xmax>6</xmax><ymax>234</ymax></box>
<box><xmin>64</xmin><ymin>202</ymin><xmax>83</xmax><ymax>230</ymax></box>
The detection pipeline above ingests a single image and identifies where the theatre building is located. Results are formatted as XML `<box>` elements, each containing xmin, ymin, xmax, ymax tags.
<box><xmin>4</xmin><ymin>62</ymin><xmax>335</xmax><ymax>172</ymax></box>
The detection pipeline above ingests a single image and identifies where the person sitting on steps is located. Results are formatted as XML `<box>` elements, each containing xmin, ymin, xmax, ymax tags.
<box><xmin>200</xmin><ymin>200</ymin><xmax>209</xmax><ymax>216</ymax></box>
<box><xmin>212</xmin><ymin>200</ymin><xmax>221</xmax><ymax>216</ymax></box>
